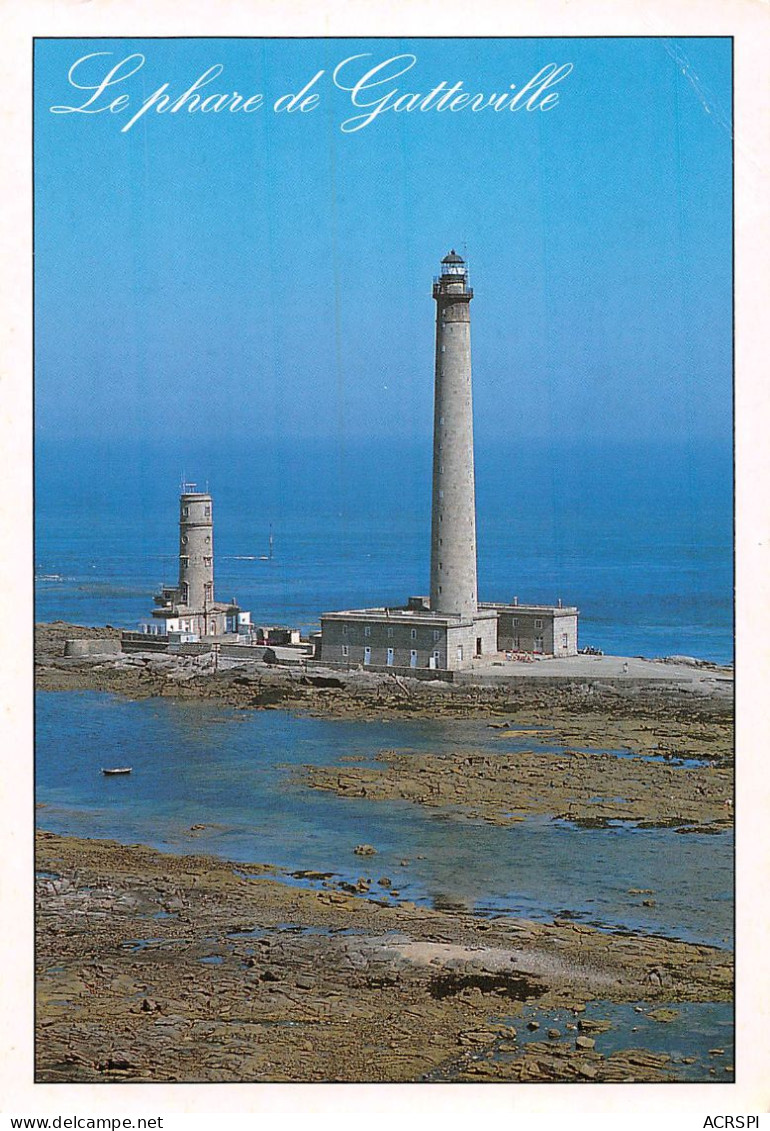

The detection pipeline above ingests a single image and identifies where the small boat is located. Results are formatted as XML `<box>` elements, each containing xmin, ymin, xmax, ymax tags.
<box><xmin>101</xmin><ymin>767</ymin><xmax>132</xmax><ymax>776</ymax></box>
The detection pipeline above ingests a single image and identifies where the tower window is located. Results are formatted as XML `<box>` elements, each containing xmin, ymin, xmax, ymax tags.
<box><xmin>182</xmin><ymin>507</ymin><xmax>189</xmax><ymax>517</ymax></box>
<box><xmin>535</xmin><ymin>619</ymin><xmax>543</xmax><ymax>630</ymax></box>
<box><xmin>364</xmin><ymin>626</ymin><xmax>371</xmax><ymax>637</ymax></box>
<box><xmin>203</xmin><ymin>556</ymin><xmax>212</xmax><ymax>567</ymax></box>
<box><xmin>204</xmin><ymin>505</ymin><xmax>211</xmax><ymax>517</ymax></box>
<box><xmin>180</xmin><ymin>556</ymin><xmax>189</xmax><ymax>568</ymax></box>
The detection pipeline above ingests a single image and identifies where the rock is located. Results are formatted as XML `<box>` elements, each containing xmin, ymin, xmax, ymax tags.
<box><xmin>377</xmin><ymin>877</ymin><xmax>392</xmax><ymax>888</ymax></box>
<box><xmin>105</xmin><ymin>1052</ymin><xmax>136</xmax><ymax>1070</ymax></box>
<box><xmin>353</xmin><ymin>844</ymin><xmax>377</xmax><ymax>856</ymax></box>
<box><xmin>526</xmin><ymin>1020</ymin><xmax>539</xmax><ymax>1031</ymax></box>
<box><xmin>648</xmin><ymin>1008</ymin><xmax>679</xmax><ymax>1023</ymax></box>
<box><xmin>547</xmin><ymin>1029</ymin><xmax>561</xmax><ymax>1040</ymax></box>
<box><xmin>260</xmin><ymin>968</ymin><xmax>281</xmax><ymax>982</ymax></box>
<box><xmin>708</xmin><ymin>1048</ymin><xmax>725</xmax><ymax>1056</ymax></box>
<box><xmin>578</xmin><ymin>1062</ymin><xmax>598</xmax><ymax>1079</ymax></box>
<box><xmin>575</xmin><ymin>1035</ymin><xmax>595</xmax><ymax>1050</ymax></box>
<box><xmin>295</xmin><ymin>975</ymin><xmax>314</xmax><ymax>990</ymax></box>
<box><xmin>140</xmin><ymin>998</ymin><xmax>159</xmax><ymax>1012</ymax></box>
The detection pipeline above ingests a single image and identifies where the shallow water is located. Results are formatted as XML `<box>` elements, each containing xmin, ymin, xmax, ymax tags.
<box><xmin>482</xmin><ymin>1000</ymin><xmax>733</xmax><ymax>1083</ymax></box>
<box><xmin>36</xmin><ymin>691</ymin><xmax>733</xmax><ymax>948</ymax></box>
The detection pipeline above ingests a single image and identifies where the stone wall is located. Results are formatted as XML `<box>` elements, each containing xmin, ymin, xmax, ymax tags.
<box><xmin>496</xmin><ymin>611</ymin><xmax>578</xmax><ymax>656</ymax></box>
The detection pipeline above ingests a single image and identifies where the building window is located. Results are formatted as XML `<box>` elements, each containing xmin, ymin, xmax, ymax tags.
<box><xmin>387</xmin><ymin>627</ymin><xmax>394</xmax><ymax>639</ymax></box>
<box><xmin>410</xmin><ymin>628</ymin><xmax>417</xmax><ymax>640</ymax></box>
<box><xmin>438</xmin><ymin>561</ymin><xmax>442</xmax><ymax>571</ymax></box>
<box><xmin>457</xmin><ymin>644</ymin><xmax>463</xmax><ymax>662</ymax></box>
<box><xmin>204</xmin><ymin>505</ymin><xmax>211</xmax><ymax>517</ymax></box>
<box><xmin>203</xmin><ymin>556</ymin><xmax>212</xmax><ymax>567</ymax></box>
<box><xmin>342</xmin><ymin>645</ymin><xmax>349</xmax><ymax>658</ymax></box>
<box><xmin>182</xmin><ymin>507</ymin><xmax>189</xmax><ymax>516</ymax></box>
<box><xmin>513</xmin><ymin>636</ymin><xmax>520</xmax><ymax>649</ymax></box>
<box><xmin>534</xmin><ymin>635</ymin><xmax>544</xmax><ymax>653</ymax></box>
<box><xmin>433</xmin><ymin>630</ymin><xmax>440</xmax><ymax>642</ymax></box>
<box><xmin>364</xmin><ymin>626</ymin><xmax>371</xmax><ymax>637</ymax></box>
<box><xmin>512</xmin><ymin>618</ymin><xmax>519</xmax><ymax>628</ymax></box>
<box><xmin>205</xmin><ymin>535</ymin><xmax>211</xmax><ymax>545</ymax></box>
<box><xmin>182</xmin><ymin>536</ymin><xmax>188</xmax><ymax>546</ymax></box>
<box><xmin>562</xmin><ymin>633</ymin><xmax>569</xmax><ymax>648</ymax></box>
<box><xmin>180</xmin><ymin>583</ymin><xmax>189</xmax><ymax>603</ymax></box>
<box><xmin>535</xmin><ymin>619</ymin><xmax>543</xmax><ymax>630</ymax></box>
<box><xmin>180</xmin><ymin>556</ymin><xmax>189</xmax><ymax>568</ymax></box>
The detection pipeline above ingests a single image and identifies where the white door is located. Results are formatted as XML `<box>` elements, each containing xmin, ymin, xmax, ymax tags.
<box><xmin>364</xmin><ymin>647</ymin><xmax>371</xmax><ymax>665</ymax></box>
<box><xmin>410</xmin><ymin>650</ymin><xmax>418</xmax><ymax>668</ymax></box>
<box><xmin>386</xmin><ymin>648</ymin><xmax>394</xmax><ymax>666</ymax></box>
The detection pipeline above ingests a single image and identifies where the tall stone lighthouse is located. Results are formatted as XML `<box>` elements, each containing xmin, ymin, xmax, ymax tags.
<box><xmin>430</xmin><ymin>250</ymin><xmax>478</xmax><ymax>618</ymax></box>
<box><xmin>317</xmin><ymin>250</ymin><xmax>580</xmax><ymax>670</ymax></box>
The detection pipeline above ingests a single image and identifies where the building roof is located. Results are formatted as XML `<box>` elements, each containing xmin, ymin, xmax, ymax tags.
<box><xmin>441</xmin><ymin>249</ymin><xmax>464</xmax><ymax>264</ymax></box>
<box><xmin>480</xmin><ymin>602</ymin><xmax>579</xmax><ymax>615</ymax></box>
<box><xmin>321</xmin><ymin>605</ymin><xmax>496</xmax><ymax>627</ymax></box>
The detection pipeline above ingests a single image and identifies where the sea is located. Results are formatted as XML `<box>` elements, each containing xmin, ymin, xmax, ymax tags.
<box><xmin>35</xmin><ymin>435</ymin><xmax>733</xmax><ymax>662</ymax></box>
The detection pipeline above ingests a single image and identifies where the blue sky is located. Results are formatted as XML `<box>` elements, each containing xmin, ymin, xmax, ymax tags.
<box><xmin>34</xmin><ymin>37</ymin><xmax>732</xmax><ymax>445</ymax></box>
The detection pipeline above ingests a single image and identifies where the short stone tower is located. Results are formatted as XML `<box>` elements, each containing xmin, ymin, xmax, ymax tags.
<box><xmin>178</xmin><ymin>488</ymin><xmax>214</xmax><ymax>611</ymax></box>
<box><xmin>430</xmin><ymin>250</ymin><xmax>478</xmax><ymax>618</ymax></box>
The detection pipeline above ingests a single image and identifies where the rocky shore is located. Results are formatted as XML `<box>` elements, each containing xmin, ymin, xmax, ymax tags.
<box><xmin>36</xmin><ymin>832</ymin><xmax>733</xmax><ymax>1084</ymax></box>
<box><xmin>303</xmin><ymin>734</ymin><xmax>732</xmax><ymax>830</ymax></box>
<box><xmin>35</xmin><ymin>623</ymin><xmax>734</xmax><ymax>1083</ymax></box>
<box><xmin>36</xmin><ymin>623</ymin><xmax>734</xmax><ymax>726</ymax></box>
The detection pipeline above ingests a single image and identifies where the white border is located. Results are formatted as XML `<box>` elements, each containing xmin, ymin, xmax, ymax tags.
<box><xmin>2</xmin><ymin>0</ymin><xmax>768</xmax><ymax>1119</ymax></box>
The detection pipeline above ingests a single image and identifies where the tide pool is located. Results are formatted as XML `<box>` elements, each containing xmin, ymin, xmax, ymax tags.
<box><xmin>36</xmin><ymin>690</ymin><xmax>733</xmax><ymax>949</ymax></box>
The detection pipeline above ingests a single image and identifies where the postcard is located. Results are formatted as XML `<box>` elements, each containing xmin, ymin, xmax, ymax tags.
<box><xmin>3</xmin><ymin>0</ymin><xmax>769</xmax><ymax>1121</ymax></box>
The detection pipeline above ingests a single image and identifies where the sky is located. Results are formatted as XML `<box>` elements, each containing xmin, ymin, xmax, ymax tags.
<box><xmin>34</xmin><ymin>37</ymin><xmax>733</xmax><ymax>446</ymax></box>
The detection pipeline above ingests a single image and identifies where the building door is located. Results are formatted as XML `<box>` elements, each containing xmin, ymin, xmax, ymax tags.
<box><xmin>430</xmin><ymin>651</ymin><xmax>439</xmax><ymax>669</ymax></box>
<box><xmin>410</xmin><ymin>650</ymin><xmax>418</xmax><ymax>668</ymax></box>
<box><xmin>456</xmin><ymin>644</ymin><xmax>463</xmax><ymax>664</ymax></box>
<box><xmin>534</xmin><ymin>635</ymin><xmax>544</xmax><ymax>653</ymax></box>
<box><xmin>475</xmin><ymin>637</ymin><xmax>482</xmax><ymax>657</ymax></box>
<box><xmin>364</xmin><ymin>647</ymin><xmax>371</xmax><ymax>665</ymax></box>
<box><xmin>386</xmin><ymin>648</ymin><xmax>394</xmax><ymax>666</ymax></box>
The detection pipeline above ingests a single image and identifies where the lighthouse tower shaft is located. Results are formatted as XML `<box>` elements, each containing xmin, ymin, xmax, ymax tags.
<box><xmin>178</xmin><ymin>491</ymin><xmax>214</xmax><ymax>611</ymax></box>
<box><xmin>429</xmin><ymin>252</ymin><xmax>478</xmax><ymax>618</ymax></box>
